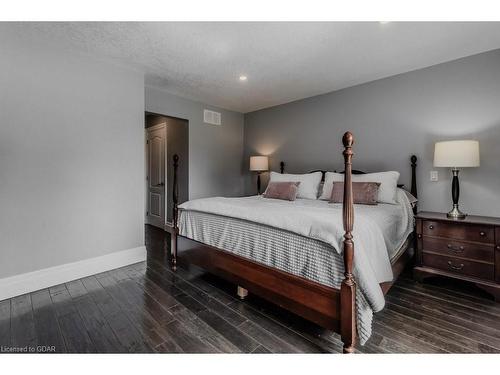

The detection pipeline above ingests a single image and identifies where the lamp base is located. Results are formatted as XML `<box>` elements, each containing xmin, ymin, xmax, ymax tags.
<box><xmin>447</xmin><ymin>204</ymin><xmax>466</xmax><ymax>220</ymax></box>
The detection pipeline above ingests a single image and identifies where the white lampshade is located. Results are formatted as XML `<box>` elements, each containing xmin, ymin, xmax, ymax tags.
<box><xmin>434</xmin><ymin>140</ymin><xmax>480</xmax><ymax>168</ymax></box>
<box><xmin>249</xmin><ymin>156</ymin><xmax>269</xmax><ymax>171</ymax></box>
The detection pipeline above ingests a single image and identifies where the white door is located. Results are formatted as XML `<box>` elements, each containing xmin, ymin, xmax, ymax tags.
<box><xmin>146</xmin><ymin>124</ymin><xmax>166</xmax><ymax>228</ymax></box>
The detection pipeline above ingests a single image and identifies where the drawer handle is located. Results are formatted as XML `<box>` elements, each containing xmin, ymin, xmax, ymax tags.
<box><xmin>479</xmin><ymin>231</ymin><xmax>486</xmax><ymax>237</ymax></box>
<box><xmin>428</xmin><ymin>225</ymin><xmax>434</xmax><ymax>230</ymax></box>
<box><xmin>447</xmin><ymin>244</ymin><xmax>465</xmax><ymax>253</ymax></box>
<box><xmin>447</xmin><ymin>261</ymin><xmax>464</xmax><ymax>271</ymax></box>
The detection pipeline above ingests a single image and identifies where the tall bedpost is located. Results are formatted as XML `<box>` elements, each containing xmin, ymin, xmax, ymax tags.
<box><xmin>280</xmin><ymin>161</ymin><xmax>285</xmax><ymax>174</ymax></box>
<box><xmin>171</xmin><ymin>154</ymin><xmax>179</xmax><ymax>271</ymax></box>
<box><xmin>410</xmin><ymin>155</ymin><xmax>418</xmax><ymax>214</ymax></box>
<box><xmin>340</xmin><ymin>131</ymin><xmax>356</xmax><ymax>354</ymax></box>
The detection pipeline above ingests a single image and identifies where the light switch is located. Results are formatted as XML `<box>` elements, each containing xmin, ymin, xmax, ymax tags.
<box><xmin>430</xmin><ymin>171</ymin><xmax>438</xmax><ymax>182</ymax></box>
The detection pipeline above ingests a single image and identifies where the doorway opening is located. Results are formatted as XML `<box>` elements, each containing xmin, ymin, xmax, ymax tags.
<box><xmin>145</xmin><ymin>112</ymin><xmax>189</xmax><ymax>230</ymax></box>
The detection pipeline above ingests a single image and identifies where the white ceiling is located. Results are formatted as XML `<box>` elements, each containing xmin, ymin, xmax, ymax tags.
<box><xmin>2</xmin><ymin>22</ymin><xmax>500</xmax><ymax>113</ymax></box>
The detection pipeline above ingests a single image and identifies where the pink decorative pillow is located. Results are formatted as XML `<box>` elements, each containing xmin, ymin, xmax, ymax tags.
<box><xmin>329</xmin><ymin>182</ymin><xmax>381</xmax><ymax>205</ymax></box>
<box><xmin>263</xmin><ymin>182</ymin><xmax>301</xmax><ymax>201</ymax></box>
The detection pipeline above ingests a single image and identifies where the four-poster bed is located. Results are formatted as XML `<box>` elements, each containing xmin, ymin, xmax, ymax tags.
<box><xmin>169</xmin><ymin>132</ymin><xmax>418</xmax><ymax>353</ymax></box>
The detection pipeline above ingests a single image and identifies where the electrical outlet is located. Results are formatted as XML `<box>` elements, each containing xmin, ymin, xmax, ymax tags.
<box><xmin>430</xmin><ymin>170</ymin><xmax>438</xmax><ymax>182</ymax></box>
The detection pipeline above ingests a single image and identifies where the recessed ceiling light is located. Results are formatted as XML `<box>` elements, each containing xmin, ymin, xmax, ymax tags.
<box><xmin>379</xmin><ymin>21</ymin><xmax>391</xmax><ymax>24</ymax></box>
<box><xmin>239</xmin><ymin>75</ymin><xmax>248</xmax><ymax>81</ymax></box>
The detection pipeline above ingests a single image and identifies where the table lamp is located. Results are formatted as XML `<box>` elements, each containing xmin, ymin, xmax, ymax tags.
<box><xmin>249</xmin><ymin>156</ymin><xmax>269</xmax><ymax>194</ymax></box>
<box><xmin>434</xmin><ymin>140</ymin><xmax>480</xmax><ymax>219</ymax></box>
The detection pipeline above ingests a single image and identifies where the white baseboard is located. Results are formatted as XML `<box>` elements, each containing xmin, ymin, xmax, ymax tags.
<box><xmin>0</xmin><ymin>246</ymin><xmax>147</xmax><ymax>301</ymax></box>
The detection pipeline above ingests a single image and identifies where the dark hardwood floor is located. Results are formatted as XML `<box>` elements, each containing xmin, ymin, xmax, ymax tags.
<box><xmin>1</xmin><ymin>224</ymin><xmax>500</xmax><ymax>354</ymax></box>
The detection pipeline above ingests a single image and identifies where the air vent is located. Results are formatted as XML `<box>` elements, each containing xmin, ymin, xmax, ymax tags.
<box><xmin>203</xmin><ymin>109</ymin><xmax>221</xmax><ymax>125</ymax></box>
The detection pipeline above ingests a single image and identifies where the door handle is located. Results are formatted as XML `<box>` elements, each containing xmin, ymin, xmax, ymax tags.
<box><xmin>447</xmin><ymin>244</ymin><xmax>465</xmax><ymax>253</ymax></box>
<box><xmin>154</xmin><ymin>182</ymin><xmax>165</xmax><ymax>187</ymax></box>
<box><xmin>447</xmin><ymin>261</ymin><xmax>464</xmax><ymax>271</ymax></box>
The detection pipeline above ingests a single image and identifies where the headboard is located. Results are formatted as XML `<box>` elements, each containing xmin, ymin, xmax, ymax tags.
<box><xmin>279</xmin><ymin>162</ymin><xmax>367</xmax><ymax>180</ymax></box>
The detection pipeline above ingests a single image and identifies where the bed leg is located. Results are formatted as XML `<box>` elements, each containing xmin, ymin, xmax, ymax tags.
<box><xmin>341</xmin><ymin>278</ymin><xmax>356</xmax><ymax>353</ymax></box>
<box><xmin>340</xmin><ymin>233</ymin><xmax>356</xmax><ymax>354</ymax></box>
<box><xmin>237</xmin><ymin>286</ymin><xmax>248</xmax><ymax>300</ymax></box>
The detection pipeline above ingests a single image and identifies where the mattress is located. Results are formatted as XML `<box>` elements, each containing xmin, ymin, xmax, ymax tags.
<box><xmin>178</xmin><ymin>189</ymin><xmax>414</xmax><ymax>344</ymax></box>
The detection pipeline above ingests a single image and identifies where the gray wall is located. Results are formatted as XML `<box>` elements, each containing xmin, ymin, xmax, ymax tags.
<box><xmin>0</xmin><ymin>37</ymin><xmax>145</xmax><ymax>278</ymax></box>
<box><xmin>244</xmin><ymin>49</ymin><xmax>500</xmax><ymax>217</ymax></box>
<box><xmin>146</xmin><ymin>86</ymin><xmax>245</xmax><ymax>200</ymax></box>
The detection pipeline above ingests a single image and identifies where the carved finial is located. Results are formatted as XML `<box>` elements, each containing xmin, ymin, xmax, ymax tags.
<box><xmin>342</xmin><ymin>132</ymin><xmax>354</xmax><ymax>148</ymax></box>
<box><xmin>173</xmin><ymin>154</ymin><xmax>179</xmax><ymax>165</ymax></box>
<box><xmin>411</xmin><ymin>155</ymin><xmax>417</xmax><ymax>166</ymax></box>
<box><xmin>280</xmin><ymin>161</ymin><xmax>285</xmax><ymax>174</ymax></box>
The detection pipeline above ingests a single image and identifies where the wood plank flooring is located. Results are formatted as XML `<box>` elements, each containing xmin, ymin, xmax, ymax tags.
<box><xmin>1</xmin><ymin>224</ymin><xmax>499</xmax><ymax>354</ymax></box>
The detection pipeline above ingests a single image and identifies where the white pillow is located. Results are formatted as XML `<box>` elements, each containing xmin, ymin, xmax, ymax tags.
<box><xmin>268</xmin><ymin>171</ymin><xmax>322</xmax><ymax>200</ymax></box>
<box><xmin>318</xmin><ymin>172</ymin><xmax>343</xmax><ymax>200</ymax></box>
<box><xmin>319</xmin><ymin>171</ymin><xmax>400</xmax><ymax>204</ymax></box>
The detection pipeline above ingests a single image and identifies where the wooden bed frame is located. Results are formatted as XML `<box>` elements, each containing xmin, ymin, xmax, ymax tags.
<box><xmin>169</xmin><ymin>132</ymin><xmax>418</xmax><ymax>353</ymax></box>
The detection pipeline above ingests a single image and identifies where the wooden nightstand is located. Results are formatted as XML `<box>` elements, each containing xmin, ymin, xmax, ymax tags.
<box><xmin>414</xmin><ymin>211</ymin><xmax>500</xmax><ymax>301</ymax></box>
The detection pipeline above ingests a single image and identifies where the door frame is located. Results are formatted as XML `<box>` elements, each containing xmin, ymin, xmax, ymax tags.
<box><xmin>145</xmin><ymin>122</ymin><xmax>167</xmax><ymax>229</ymax></box>
<box><xmin>145</xmin><ymin>111</ymin><xmax>189</xmax><ymax>232</ymax></box>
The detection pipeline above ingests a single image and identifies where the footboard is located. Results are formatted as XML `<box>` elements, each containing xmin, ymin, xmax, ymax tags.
<box><xmin>176</xmin><ymin>236</ymin><xmax>341</xmax><ymax>330</ymax></box>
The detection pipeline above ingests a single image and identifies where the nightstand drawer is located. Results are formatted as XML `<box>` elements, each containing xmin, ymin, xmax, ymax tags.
<box><xmin>422</xmin><ymin>252</ymin><xmax>494</xmax><ymax>280</ymax></box>
<box><xmin>422</xmin><ymin>237</ymin><xmax>494</xmax><ymax>263</ymax></box>
<box><xmin>423</xmin><ymin>220</ymin><xmax>494</xmax><ymax>243</ymax></box>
